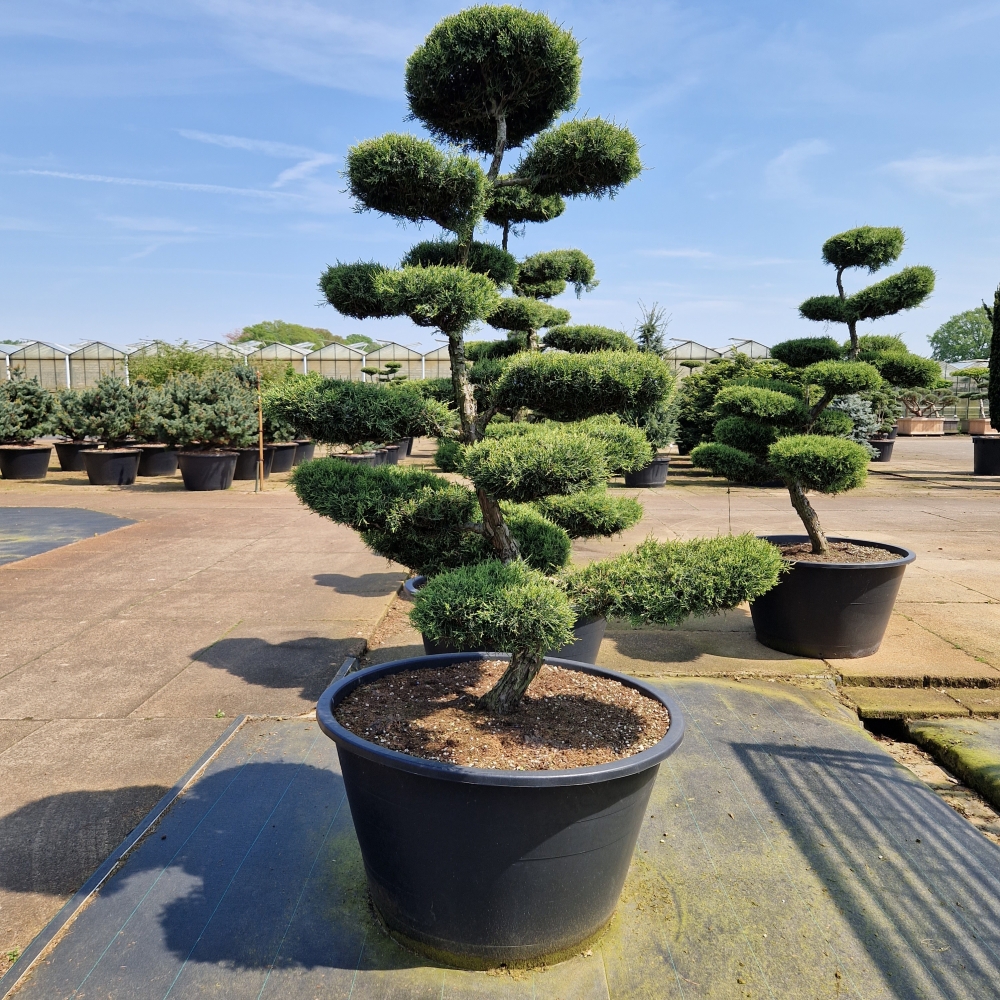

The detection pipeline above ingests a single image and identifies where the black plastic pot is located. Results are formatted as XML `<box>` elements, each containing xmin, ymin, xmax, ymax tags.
<box><xmin>0</xmin><ymin>444</ymin><xmax>52</xmax><ymax>479</ymax></box>
<box><xmin>341</xmin><ymin>453</ymin><xmax>376</xmax><ymax>466</ymax></box>
<box><xmin>316</xmin><ymin>652</ymin><xmax>683</xmax><ymax>967</ymax></box>
<box><xmin>623</xmin><ymin>456</ymin><xmax>670</xmax><ymax>488</ymax></box>
<box><xmin>293</xmin><ymin>440</ymin><xmax>316</xmax><ymax>466</ymax></box>
<box><xmin>974</xmin><ymin>436</ymin><xmax>1000</xmax><ymax>475</ymax></box>
<box><xmin>384</xmin><ymin>444</ymin><xmax>400</xmax><ymax>465</ymax></box>
<box><xmin>177</xmin><ymin>451</ymin><xmax>238</xmax><ymax>491</ymax></box>
<box><xmin>749</xmin><ymin>535</ymin><xmax>915</xmax><ymax>658</ymax></box>
<box><xmin>233</xmin><ymin>446</ymin><xmax>276</xmax><ymax>481</ymax></box>
<box><xmin>888</xmin><ymin>425</ymin><xmax>898</xmax><ymax>440</ymax></box>
<box><xmin>136</xmin><ymin>444</ymin><xmax>179</xmax><ymax>477</ymax></box>
<box><xmin>374</xmin><ymin>448</ymin><xmax>388</xmax><ymax>465</ymax></box>
<box><xmin>422</xmin><ymin>614</ymin><xmax>607</xmax><ymax>665</ymax></box>
<box><xmin>54</xmin><ymin>441</ymin><xmax>97</xmax><ymax>471</ymax></box>
<box><xmin>868</xmin><ymin>439</ymin><xmax>894</xmax><ymax>462</ymax></box>
<box><xmin>395</xmin><ymin>437</ymin><xmax>413</xmax><ymax>458</ymax></box>
<box><xmin>83</xmin><ymin>448</ymin><xmax>140</xmax><ymax>486</ymax></box>
<box><xmin>268</xmin><ymin>442</ymin><xmax>298</xmax><ymax>474</ymax></box>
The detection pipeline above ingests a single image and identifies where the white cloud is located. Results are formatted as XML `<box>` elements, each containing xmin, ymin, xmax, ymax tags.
<box><xmin>885</xmin><ymin>153</ymin><xmax>1000</xmax><ymax>203</ymax></box>
<box><xmin>647</xmin><ymin>248</ymin><xmax>714</xmax><ymax>258</ymax></box>
<box><xmin>16</xmin><ymin>169</ymin><xmax>298</xmax><ymax>201</ymax></box>
<box><xmin>764</xmin><ymin>139</ymin><xmax>830</xmax><ymax>198</ymax></box>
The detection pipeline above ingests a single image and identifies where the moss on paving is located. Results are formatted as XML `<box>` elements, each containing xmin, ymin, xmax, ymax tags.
<box><xmin>841</xmin><ymin>687</ymin><xmax>969</xmax><ymax>720</ymax></box>
<box><xmin>907</xmin><ymin>719</ymin><xmax>1000</xmax><ymax>812</ymax></box>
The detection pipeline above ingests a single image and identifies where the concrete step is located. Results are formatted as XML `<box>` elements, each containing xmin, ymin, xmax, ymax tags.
<box><xmin>908</xmin><ymin>718</ymin><xmax>1000</xmax><ymax>813</ymax></box>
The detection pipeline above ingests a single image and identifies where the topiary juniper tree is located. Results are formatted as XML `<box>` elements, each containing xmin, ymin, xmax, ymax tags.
<box><xmin>799</xmin><ymin>226</ymin><xmax>935</xmax><ymax>361</ymax></box>
<box><xmin>982</xmin><ymin>285</ymin><xmax>1000</xmax><ymax>431</ymax></box>
<box><xmin>691</xmin><ymin>341</ymin><xmax>882</xmax><ymax>555</ymax></box>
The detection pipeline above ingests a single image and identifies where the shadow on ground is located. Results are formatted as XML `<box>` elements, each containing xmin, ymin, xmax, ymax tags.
<box><xmin>190</xmin><ymin>636</ymin><xmax>359</xmax><ymax>701</ymax></box>
<box><xmin>313</xmin><ymin>572</ymin><xmax>403</xmax><ymax>596</ymax></box>
<box><xmin>0</xmin><ymin>785</ymin><xmax>169</xmax><ymax>896</ymax></box>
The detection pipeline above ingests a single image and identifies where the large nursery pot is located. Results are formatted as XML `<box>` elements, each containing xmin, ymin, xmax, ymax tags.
<box><xmin>83</xmin><ymin>448</ymin><xmax>140</xmax><ymax>486</ymax></box>
<box><xmin>623</xmin><ymin>455</ymin><xmax>670</xmax><ymax>488</ymax></box>
<box><xmin>233</xmin><ymin>446</ymin><xmax>276</xmax><ymax>481</ymax></box>
<box><xmin>897</xmin><ymin>416</ymin><xmax>944</xmax><ymax>436</ymax></box>
<box><xmin>268</xmin><ymin>442</ymin><xmax>299</xmax><ymax>474</ymax></box>
<box><xmin>292</xmin><ymin>439</ymin><xmax>316</xmax><ymax>465</ymax></box>
<box><xmin>867</xmin><ymin>438</ymin><xmax>894</xmax><ymax>463</ymax></box>
<box><xmin>136</xmin><ymin>444</ymin><xmax>179</xmax><ymax>477</ymax></box>
<box><xmin>749</xmin><ymin>535</ymin><xmax>915</xmax><ymax>658</ymax></box>
<box><xmin>54</xmin><ymin>440</ymin><xmax>97</xmax><ymax>471</ymax></box>
<box><xmin>316</xmin><ymin>652</ymin><xmax>684</xmax><ymax>967</ymax></box>
<box><xmin>974</xmin><ymin>436</ymin><xmax>1000</xmax><ymax>475</ymax></box>
<box><xmin>177</xmin><ymin>450</ymin><xmax>238</xmax><ymax>491</ymax></box>
<box><xmin>0</xmin><ymin>444</ymin><xmax>52</xmax><ymax>479</ymax></box>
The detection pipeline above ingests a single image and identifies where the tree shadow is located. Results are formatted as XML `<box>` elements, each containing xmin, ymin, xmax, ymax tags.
<box><xmin>190</xmin><ymin>636</ymin><xmax>361</xmax><ymax>702</ymax></box>
<box><xmin>734</xmin><ymin>740</ymin><xmax>1000</xmax><ymax>998</ymax></box>
<box><xmin>312</xmin><ymin>572</ymin><xmax>403</xmax><ymax>596</ymax></box>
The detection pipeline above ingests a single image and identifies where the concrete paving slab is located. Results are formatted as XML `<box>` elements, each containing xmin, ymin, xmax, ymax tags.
<box><xmin>0</xmin><ymin>717</ymin><xmax>229</xmax><ymax>964</ymax></box>
<box><xmin>895</xmin><ymin>602</ymin><xmax>1000</xmax><ymax>670</ymax></box>
<box><xmin>599</xmin><ymin>624</ymin><xmax>824</xmax><ymax>678</ymax></box>
<box><xmin>0</xmin><ymin>720</ymin><xmax>45</xmax><ymax>754</ymax></box>
<box><xmin>832</xmin><ymin>613</ymin><xmax>1000</xmax><ymax>688</ymax></box>
<box><xmin>841</xmin><ymin>687</ymin><xmax>969</xmax><ymax>720</ymax></box>
<box><xmin>10</xmin><ymin>679</ymin><xmax>1000</xmax><ymax>999</ymax></box>
<box><xmin>944</xmin><ymin>688</ymin><xmax>1000</xmax><ymax>716</ymax></box>
<box><xmin>908</xmin><ymin>718</ymin><xmax>1000</xmax><ymax>812</ymax></box>
<box><xmin>894</xmin><ymin>565</ymin><xmax>994</xmax><ymax>603</ymax></box>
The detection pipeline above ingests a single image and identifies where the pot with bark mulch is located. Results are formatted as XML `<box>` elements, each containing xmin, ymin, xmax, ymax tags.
<box><xmin>316</xmin><ymin>652</ymin><xmax>684</xmax><ymax>968</ymax></box>
<box><xmin>0</xmin><ymin>444</ymin><xmax>52</xmax><ymax>479</ymax></box>
<box><xmin>974</xmin><ymin>436</ymin><xmax>1000</xmax><ymax>475</ymax></box>
<box><xmin>749</xmin><ymin>535</ymin><xmax>915</xmax><ymax>658</ymax></box>
<box><xmin>867</xmin><ymin>438</ymin><xmax>894</xmax><ymax>462</ymax></box>
<box><xmin>233</xmin><ymin>445</ymin><xmax>276</xmax><ymax>481</ymax></box>
<box><xmin>54</xmin><ymin>440</ymin><xmax>98</xmax><ymax>472</ymax></box>
<box><xmin>83</xmin><ymin>447</ymin><xmax>140</xmax><ymax>486</ymax></box>
<box><xmin>136</xmin><ymin>443</ymin><xmax>179</xmax><ymax>477</ymax></box>
<box><xmin>268</xmin><ymin>442</ymin><xmax>299</xmax><ymax>474</ymax></box>
<box><xmin>177</xmin><ymin>450</ymin><xmax>238</xmax><ymax>491</ymax></box>
<box><xmin>293</xmin><ymin>439</ymin><xmax>316</xmax><ymax>465</ymax></box>
<box><xmin>623</xmin><ymin>455</ymin><xmax>670</xmax><ymax>488</ymax></box>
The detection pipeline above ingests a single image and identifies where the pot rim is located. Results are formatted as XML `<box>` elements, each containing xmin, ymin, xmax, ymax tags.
<box><xmin>177</xmin><ymin>449</ymin><xmax>239</xmax><ymax>456</ymax></box>
<box><xmin>316</xmin><ymin>652</ymin><xmax>684</xmax><ymax>788</ymax></box>
<box><xmin>0</xmin><ymin>443</ymin><xmax>51</xmax><ymax>450</ymax></box>
<box><xmin>760</xmin><ymin>534</ymin><xmax>916</xmax><ymax>569</ymax></box>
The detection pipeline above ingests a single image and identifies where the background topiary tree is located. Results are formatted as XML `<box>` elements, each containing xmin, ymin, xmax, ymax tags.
<box><xmin>799</xmin><ymin>226</ymin><xmax>935</xmax><ymax>360</ymax></box>
<box><xmin>982</xmin><ymin>286</ymin><xmax>1000</xmax><ymax>431</ymax></box>
<box><xmin>0</xmin><ymin>373</ymin><xmax>57</xmax><ymax>444</ymax></box>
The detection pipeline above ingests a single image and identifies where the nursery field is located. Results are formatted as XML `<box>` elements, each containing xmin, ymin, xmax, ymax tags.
<box><xmin>2</xmin><ymin>434</ymin><xmax>999</xmax><ymax>985</ymax></box>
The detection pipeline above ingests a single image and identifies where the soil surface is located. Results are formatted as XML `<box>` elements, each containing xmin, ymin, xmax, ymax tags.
<box><xmin>334</xmin><ymin>659</ymin><xmax>671</xmax><ymax>770</ymax></box>
<box><xmin>780</xmin><ymin>541</ymin><xmax>899</xmax><ymax>564</ymax></box>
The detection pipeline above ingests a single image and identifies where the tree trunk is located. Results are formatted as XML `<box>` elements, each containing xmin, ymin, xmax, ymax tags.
<box><xmin>986</xmin><ymin>288</ymin><xmax>1000</xmax><ymax>432</ymax></box>
<box><xmin>527</xmin><ymin>327</ymin><xmax>539</xmax><ymax>351</ymax></box>
<box><xmin>787</xmin><ymin>480</ymin><xmax>828</xmax><ymax>554</ymax></box>
<box><xmin>476</xmin><ymin>487</ymin><xmax>520</xmax><ymax>561</ymax></box>
<box><xmin>447</xmin><ymin>332</ymin><xmax>478</xmax><ymax>443</ymax></box>
<box><xmin>846</xmin><ymin>319</ymin><xmax>859</xmax><ymax>360</ymax></box>
<box><xmin>477</xmin><ymin>647</ymin><xmax>542</xmax><ymax>715</ymax></box>
<box><xmin>502</xmin><ymin>220</ymin><xmax>510</xmax><ymax>252</ymax></box>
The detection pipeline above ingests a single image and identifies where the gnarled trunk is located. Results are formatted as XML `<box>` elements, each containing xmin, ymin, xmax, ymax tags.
<box><xmin>447</xmin><ymin>332</ymin><xmax>478</xmax><ymax>443</ymax></box>
<box><xmin>477</xmin><ymin>647</ymin><xmax>542</xmax><ymax>715</ymax></box>
<box><xmin>476</xmin><ymin>487</ymin><xmax>519</xmax><ymax>562</ymax></box>
<box><xmin>787</xmin><ymin>479</ymin><xmax>828</xmax><ymax>554</ymax></box>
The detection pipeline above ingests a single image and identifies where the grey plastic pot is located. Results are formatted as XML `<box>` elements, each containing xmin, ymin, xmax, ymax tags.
<box><xmin>268</xmin><ymin>442</ymin><xmax>298</xmax><ymax>473</ymax></box>
<box><xmin>623</xmin><ymin>456</ymin><xmax>670</xmax><ymax>488</ymax></box>
<box><xmin>54</xmin><ymin>441</ymin><xmax>98</xmax><ymax>471</ymax></box>
<box><xmin>749</xmin><ymin>535</ymin><xmax>915</xmax><ymax>658</ymax></box>
<box><xmin>83</xmin><ymin>448</ymin><xmax>140</xmax><ymax>486</ymax></box>
<box><xmin>868</xmin><ymin>439</ymin><xmax>894</xmax><ymax>462</ymax></box>
<box><xmin>293</xmin><ymin>440</ymin><xmax>316</xmax><ymax>466</ymax></box>
<box><xmin>0</xmin><ymin>444</ymin><xmax>52</xmax><ymax>479</ymax></box>
<box><xmin>973</xmin><ymin>436</ymin><xmax>1000</xmax><ymax>475</ymax></box>
<box><xmin>316</xmin><ymin>652</ymin><xmax>683</xmax><ymax>967</ymax></box>
<box><xmin>136</xmin><ymin>444</ymin><xmax>178</xmax><ymax>477</ymax></box>
<box><xmin>341</xmin><ymin>453</ymin><xmax>376</xmax><ymax>466</ymax></box>
<box><xmin>177</xmin><ymin>451</ymin><xmax>237</xmax><ymax>491</ymax></box>
<box><xmin>233</xmin><ymin>446</ymin><xmax>276</xmax><ymax>480</ymax></box>
<box><xmin>374</xmin><ymin>448</ymin><xmax>388</xmax><ymax>465</ymax></box>
<box><xmin>395</xmin><ymin>437</ymin><xmax>413</xmax><ymax>458</ymax></box>
<box><xmin>384</xmin><ymin>444</ymin><xmax>401</xmax><ymax>465</ymax></box>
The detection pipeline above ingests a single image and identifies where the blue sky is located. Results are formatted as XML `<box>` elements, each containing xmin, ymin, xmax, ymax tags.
<box><xmin>2</xmin><ymin>1</ymin><xmax>999</xmax><ymax>355</ymax></box>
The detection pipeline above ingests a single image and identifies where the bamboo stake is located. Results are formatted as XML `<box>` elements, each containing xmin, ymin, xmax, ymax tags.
<box><xmin>256</xmin><ymin>370</ymin><xmax>265</xmax><ymax>492</ymax></box>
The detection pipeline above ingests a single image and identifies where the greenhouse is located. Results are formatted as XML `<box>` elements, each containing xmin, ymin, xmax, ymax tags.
<box><xmin>243</xmin><ymin>342</ymin><xmax>310</xmax><ymax>375</ymax></box>
<box><xmin>361</xmin><ymin>341</ymin><xmax>424</xmax><ymax>380</ymax></box>
<box><xmin>67</xmin><ymin>341</ymin><xmax>127</xmax><ymax>388</ymax></box>
<box><xmin>5</xmin><ymin>341</ymin><xmax>70</xmax><ymax>389</ymax></box>
<box><xmin>420</xmin><ymin>344</ymin><xmax>452</xmax><ymax>379</ymax></box>
<box><xmin>304</xmin><ymin>342</ymin><xmax>366</xmax><ymax>381</ymax></box>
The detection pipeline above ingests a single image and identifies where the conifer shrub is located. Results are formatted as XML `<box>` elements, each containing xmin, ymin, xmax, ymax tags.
<box><xmin>533</xmin><ymin>490</ymin><xmax>642</xmax><ymax>539</ymax></box>
<box><xmin>154</xmin><ymin>371</ymin><xmax>258</xmax><ymax>449</ymax></box>
<box><xmin>0</xmin><ymin>374</ymin><xmax>57</xmax><ymax>443</ymax></box>
<box><xmin>542</xmin><ymin>325</ymin><xmax>635</xmax><ymax>353</ymax></box>
<box><xmin>769</xmin><ymin>337</ymin><xmax>842</xmax><ymax>368</ymax></box>
<box><xmin>74</xmin><ymin>375</ymin><xmax>138</xmax><ymax>444</ymax></box>
<box><xmin>434</xmin><ymin>437</ymin><xmax>465</xmax><ymax>471</ymax></box>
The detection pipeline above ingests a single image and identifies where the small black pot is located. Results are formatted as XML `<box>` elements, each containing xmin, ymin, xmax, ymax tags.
<box><xmin>384</xmin><ymin>444</ymin><xmax>400</xmax><ymax>465</ymax></box>
<box><xmin>0</xmin><ymin>444</ymin><xmax>52</xmax><ymax>479</ymax></box>
<box><xmin>136</xmin><ymin>444</ymin><xmax>179</xmax><ymax>477</ymax></box>
<box><xmin>374</xmin><ymin>448</ymin><xmax>388</xmax><ymax>465</ymax></box>
<box><xmin>888</xmin><ymin>425</ymin><xmax>898</xmax><ymax>440</ymax></box>
<box><xmin>623</xmin><ymin>455</ymin><xmax>670</xmax><ymax>488</ymax></box>
<box><xmin>233</xmin><ymin>446</ymin><xmax>276</xmax><ymax>481</ymax></box>
<box><xmin>974</xmin><ymin>436</ymin><xmax>1000</xmax><ymax>475</ymax></box>
<box><xmin>395</xmin><ymin>437</ymin><xmax>413</xmax><ymax>458</ymax></box>
<box><xmin>293</xmin><ymin>439</ymin><xmax>316</xmax><ymax>466</ymax></box>
<box><xmin>340</xmin><ymin>453</ymin><xmax>376</xmax><ymax>466</ymax></box>
<box><xmin>268</xmin><ymin>442</ymin><xmax>298</xmax><ymax>474</ymax></box>
<box><xmin>422</xmin><ymin>615</ymin><xmax>608</xmax><ymax>665</ymax></box>
<box><xmin>316</xmin><ymin>653</ymin><xmax>684</xmax><ymax>967</ymax></box>
<box><xmin>54</xmin><ymin>441</ymin><xmax>98</xmax><ymax>472</ymax></box>
<box><xmin>868</xmin><ymin>439</ymin><xmax>894</xmax><ymax>462</ymax></box>
<box><xmin>177</xmin><ymin>451</ymin><xmax>237</xmax><ymax>491</ymax></box>
<box><xmin>83</xmin><ymin>448</ymin><xmax>140</xmax><ymax>486</ymax></box>
<box><xmin>749</xmin><ymin>535</ymin><xmax>915</xmax><ymax>658</ymax></box>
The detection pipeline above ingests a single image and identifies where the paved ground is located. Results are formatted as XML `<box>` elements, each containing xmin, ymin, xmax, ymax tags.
<box><xmin>4</xmin><ymin>435</ymin><xmax>1000</xmax><ymax>983</ymax></box>
<box><xmin>11</xmin><ymin>680</ymin><xmax>1000</xmax><ymax>1000</ymax></box>
<box><xmin>0</xmin><ymin>463</ymin><xmax>406</xmax><ymax>969</ymax></box>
